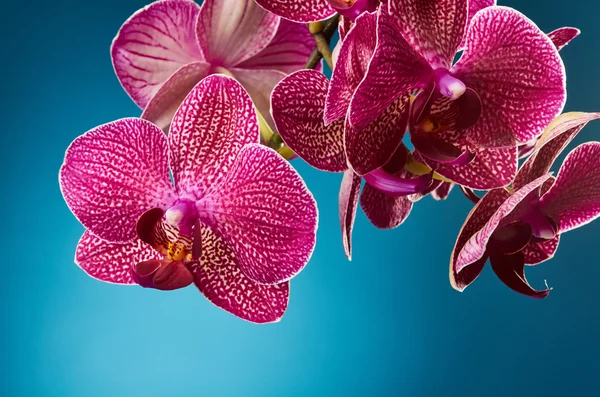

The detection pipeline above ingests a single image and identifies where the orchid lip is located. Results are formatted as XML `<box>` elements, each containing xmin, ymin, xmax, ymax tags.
<box><xmin>434</xmin><ymin>69</ymin><xmax>466</xmax><ymax>100</ymax></box>
<box><xmin>363</xmin><ymin>168</ymin><xmax>434</xmax><ymax>197</ymax></box>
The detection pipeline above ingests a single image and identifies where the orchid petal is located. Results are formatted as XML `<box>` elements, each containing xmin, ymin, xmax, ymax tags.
<box><xmin>523</xmin><ymin>236</ymin><xmax>560</xmax><ymax>265</ymax></box>
<box><xmin>254</xmin><ymin>0</ymin><xmax>336</xmax><ymax>23</ymax></box>
<box><xmin>199</xmin><ymin>144</ymin><xmax>317</xmax><ymax>285</ymax></box>
<box><xmin>456</xmin><ymin>174</ymin><xmax>553</xmax><ymax>274</ymax></box>
<box><xmin>362</xmin><ymin>168</ymin><xmax>433</xmax><ymax>197</ymax></box>
<box><xmin>346</xmin><ymin>92</ymin><xmax>413</xmax><ymax>176</ymax></box>
<box><xmin>60</xmin><ymin>119</ymin><xmax>176</xmax><ymax>243</ymax></box>
<box><xmin>361</xmin><ymin>178</ymin><xmax>413</xmax><ymax>229</ymax></box>
<box><xmin>169</xmin><ymin>75</ymin><xmax>259</xmax><ymax>199</ymax></box>
<box><xmin>238</xmin><ymin>19</ymin><xmax>316</xmax><ymax>74</ymax></box>
<box><xmin>230</xmin><ymin>68</ymin><xmax>286</xmax><ymax>131</ymax></box>
<box><xmin>196</xmin><ymin>0</ymin><xmax>279</xmax><ymax>66</ymax></box>
<box><xmin>490</xmin><ymin>252</ymin><xmax>550</xmax><ymax>298</ymax></box>
<box><xmin>514</xmin><ymin>112</ymin><xmax>600</xmax><ymax>190</ymax></box>
<box><xmin>453</xmin><ymin>6</ymin><xmax>566</xmax><ymax>147</ymax></box>
<box><xmin>339</xmin><ymin>170</ymin><xmax>362</xmax><ymax>260</ymax></box>
<box><xmin>271</xmin><ymin>70</ymin><xmax>347</xmax><ymax>172</ymax></box>
<box><xmin>152</xmin><ymin>261</ymin><xmax>194</xmax><ymax>290</ymax></box>
<box><xmin>75</xmin><ymin>231</ymin><xmax>160</xmax><ymax>285</ymax></box>
<box><xmin>348</xmin><ymin>6</ymin><xmax>432</xmax><ymax>130</ymax></box>
<box><xmin>141</xmin><ymin>61</ymin><xmax>211</xmax><ymax>132</ymax></box>
<box><xmin>459</xmin><ymin>0</ymin><xmax>496</xmax><ymax>49</ymax></box>
<box><xmin>541</xmin><ymin>143</ymin><xmax>600</xmax><ymax>233</ymax></box>
<box><xmin>111</xmin><ymin>0</ymin><xmax>203</xmax><ymax>109</ymax></box>
<box><xmin>411</xmin><ymin>133</ymin><xmax>475</xmax><ymax>165</ymax></box>
<box><xmin>450</xmin><ymin>188</ymin><xmax>509</xmax><ymax>291</ymax></box>
<box><xmin>193</xmin><ymin>224</ymin><xmax>289</xmax><ymax>323</ymax></box>
<box><xmin>329</xmin><ymin>0</ymin><xmax>380</xmax><ymax>20</ymax></box>
<box><xmin>433</xmin><ymin>146</ymin><xmax>517</xmax><ymax>190</ymax></box>
<box><xmin>388</xmin><ymin>0</ymin><xmax>468</xmax><ymax>68</ymax></box>
<box><xmin>431</xmin><ymin>182</ymin><xmax>454</xmax><ymax>200</ymax></box>
<box><xmin>325</xmin><ymin>11</ymin><xmax>377</xmax><ymax>124</ymax></box>
<box><xmin>548</xmin><ymin>27</ymin><xmax>580</xmax><ymax>51</ymax></box>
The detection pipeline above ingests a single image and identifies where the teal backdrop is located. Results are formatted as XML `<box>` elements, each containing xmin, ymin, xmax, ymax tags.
<box><xmin>3</xmin><ymin>0</ymin><xmax>600</xmax><ymax>395</ymax></box>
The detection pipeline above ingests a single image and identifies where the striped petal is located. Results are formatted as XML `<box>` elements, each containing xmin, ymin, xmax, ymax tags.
<box><xmin>169</xmin><ymin>75</ymin><xmax>259</xmax><ymax>199</ymax></box>
<box><xmin>199</xmin><ymin>144</ymin><xmax>318</xmax><ymax>285</ymax></box>
<box><xmin>325</xmin><ymin>11</ymin><xmax>377</xmax><ymax>125</ymax></box>
<box><xmin>514</xmin><ymin>112</ymin><xmax>600</xmax><ymax>190</ymax></box>
<box><xmin>453</xmin><ymin>6</ymin><xmax>566</xmax><ymax>148</ymax></box>
<box><xmin>75</xmin><ymin>231</ymin><xmax>161</xmax><ymax>285</ymax></box>
<box><xmin>60</xmin><ymin>118</ymin><xmax>176</xmax><ymax>243</ymax></box>
<box><xmin>361</xmin><ymin>180</ymin><xmax>413</xmax><ymax>229</ymax></box>
<box><xmin>271</xmin><ymin>70</ymin><xmax>347</xmax><ymax>172</ymax></box>
<box><xmin>196</xmin><ymin>0</ymin><xmax>279</xmax><ymax>66</ymax></box>
<box><xmin>237</xmin><ymin>19</ymin><xmax>316</xmax><ymax>74</ymax></box>
<box><xmin>230</xmin><ymin>68</ymin><xmax>286</xmax><ymax>131</ymax></box>
<box><xmin>455</xmin><ymin>174</ymin><xmax>553</xmax><ymax>274</ymax></box>
<box><xmin>111</xmin><ymin>0</ymin><xmax>203</xmax><ymax>109</ymax></box>
<box><xmin>459</xmin><ymin>0</ymin><xmax>496</xmax><ymax>49</ymax></box>
<box><xmin>388</xmin><ymin>0</ymin><xmax>468</xmax><ymax>68</ymax></box>
<box><xmin>548</xmin><ymin>27</ymin><xmax>580</xmax><ymax>51</ymax></box>
<box><xmin>348</xmin><ymin>6</ymin><xmax>432</xmax><ymax>130</ymax></box>
<box><xmin>254</xmin><ymin>0</ymin><xmax>336</xmax><ymax>23</ymax></box>
<box><xmin>450</xmin><ymin>189</ymin><xmax>510</xmax><ymax>291</ymax></box>
<box><xmin>339</xmin><ymin>170</ymin><xmax>362</xmax><ymax>260</ymax></box>
<box><xmin>346</xmin><ymin>92</ymin><xmax>412</xmax><ymax>176</ymax></box>
<box><xmin>541</xmin><ymin>143</ymin><xmax>600</xmax><ymax>233</ymax></box>
<box><xmin>193</xmin><ymin>225</ymin><xmax>289</xmax><ymax>323</ymax></box>
<box><xmin>141</xmin><ymin>61</ymin><xmax>211</xmax><ymax>132</ymax></box>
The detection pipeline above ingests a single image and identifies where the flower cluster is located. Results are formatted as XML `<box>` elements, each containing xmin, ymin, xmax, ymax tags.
<box><xmin>60</xmin><ymin>0</ymin><xmax>600</xmax><ymax>326</ymax></box>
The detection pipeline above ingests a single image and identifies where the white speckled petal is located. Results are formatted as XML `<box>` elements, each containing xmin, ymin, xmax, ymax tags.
<box><xmin>60</xmin><ymin>118</ymin><xmax>177</xmax><ymax>243</ymax></box>
<box><xmin>193</xmin><ymin>225</ymin><xmax>289</xmax><ymax>324</ymax></box>
<box><xmin>339</xmin><ymin>170</ymin><xmax>362</xmax><ymax>260</ymax></box>
<box><xmin>169</xmin><ymin>75</ymin><xmax>259</xmax><ymax>199</ymax></box>
<box><xmin>254</xmin><ymin>0</ymin><xmax>336</xmax><ymax>23</ymax></box>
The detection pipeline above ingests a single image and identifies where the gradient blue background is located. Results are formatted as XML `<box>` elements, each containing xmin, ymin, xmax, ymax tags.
<box><xmin>3</xmin><ymin>0</ymin><xmax>600</xmax><ymax>395</ymax></box>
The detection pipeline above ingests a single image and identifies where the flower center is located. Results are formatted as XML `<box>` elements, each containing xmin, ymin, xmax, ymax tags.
<box><xmin>434</xmin><ymin>69</ymin><xmax>466</xmax><ymax>100</ymax></box>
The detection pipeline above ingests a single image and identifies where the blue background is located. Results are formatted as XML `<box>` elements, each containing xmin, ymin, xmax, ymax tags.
<box><xmin>3</xmin><ymin>0</ymin><xmax>600</xmax><ymax>395</ymax></box>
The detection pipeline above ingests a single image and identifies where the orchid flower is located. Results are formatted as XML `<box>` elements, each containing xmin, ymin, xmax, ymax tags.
<box><xmin>111</xmin><ymin>0</ymin><xmax>314</xmax><ymax>133</ymax></box>
<box><xmin>59</xmin><ymin>75</ymin><xmax>318</xmax><ymax>323</ymax></box>
<box><xmin>343</xmin><ymin>1</ymin><xmax>566</xmax><ymax>189</ymax></box>
<box><xmin>450</xmin><ymin>112</ymin><xmax>600</xmax><ymax>298</ymax></box>
<box><xmin>255</xmin><ymin>0</ymin><xmax>380</xmax><ymax>23</ymax></box>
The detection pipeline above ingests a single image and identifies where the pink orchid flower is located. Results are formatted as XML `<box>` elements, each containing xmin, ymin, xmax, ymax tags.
<box><xmin>111</xmin><ymin>0</ymin><xmax>314</xmax><ymax>132</ymax></box>
<box><xmin>59</xmin><ymin>75</ymin><xmax>318</xmax><ymax>323</ymax></box>
<box><xmin>255</xmin><ymin>0</ymin><xmax>380</xmax><ymax>23</ymax></box>
<box><xmin>344</xmin><ymin>1</ymin><xmax>566</xmax><ymax>187</ymax></box>
<box><xmin>450</xmin><ymin>112</ymin><xmax>600</xmax><ymax>298</ymax></box>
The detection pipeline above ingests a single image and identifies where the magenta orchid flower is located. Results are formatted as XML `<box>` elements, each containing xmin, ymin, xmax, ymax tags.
<box><xmin>59</xmin><ymin>75</ymin><xmax>318</xmax><ymax>323</ymax></box>
<box><xmin>255</xmin><ymin>0</ymin><xmax>380</xmax><ymax>23</ymax></box>
<box><xmin>450</xmin><ymin>112</ymin><xmax>600</xmax><ymax>298</ymax></box>
<box><xmin>111</xmin><ymin>0</ymin><xmax>314</xmax><ymax>132</ymax></box>
<box><xmin>344</xmin><ymin>1</ymin><xmax>565</xmax><ymax>187</ymax></box>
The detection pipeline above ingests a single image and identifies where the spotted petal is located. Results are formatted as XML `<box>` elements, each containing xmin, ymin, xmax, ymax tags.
<box><xmin>199</xmin><ymin>144</ymin><xmax>317</xmax><ymax>285</ymax></box>
<box><xmin>271</xmin><ymin>70</ymin><xmax>347</xmax><ymax>172</ymax></box>
<box><xmin>540</xmin><ymin>143</ymin><xmax>600</xmax><ymax>233</ymax></box>
<box><xmin>196</xmin><ymin>0</ymin><xmax>279</xmax><ymax>66</ymax></box>
<box><xmin>452</xmin><ymin>6</ymin><xmax>566</xmax><ymax>148</ymax></box>
<box><xmin>523</xmin><ymin>236</ymin><xmax>560</xmax><ymax>266</ymax></box>
<box><xmin>450</xmin><ymin>188</ymin><xmax>509</xmax><ymax>291</ymax></box>
<box><xmin>325</xmin><ymin>11</ymin><xmax>377</xmax><ymax>124</ymax></box>
<box><xmin>455</xmin><ymin>174</ymin><xmax>553</xmax><ymax>274</ymax></box>
<box><xmin>339</xmin><ymin>170</ymin><xmax>362</xmax><ymax>260</ymax></box>
<box><xmin>169</xmin><ymin>75</ymin><xmax>259</xmax><ymax>199</ymax></box>
<box><xmin>349</xmin><ymin>6</ymin><xmax>432</xmax><ymax>130</ymax></box>
<box><xmin>361</xmin><ymin>181</ymin><xmax>412</xmax><ymax>229</ymax></box>
<box><xmin>193</xmin><ymin>225</ymin><xmax>289</xmax><ymax>323</ymax></box>
<box><xmin>388</xmin><ymin>0</ymin><xmax>468</xmax><ymax>68</ymax></box>
<box><xmin>238</xmin><ymin>19</ymin><xmax>316</xmax><ymax>74</ymax></box>
<box><xmin>254</xmin><ymin>0</ymin><xmax>336</xmax><ymax>23</ymax></box>
<box><xmin>60</xmin><ymin>118</ymin><xmax>176</xmax><ymax>243</ymax></box>
<box><xmin>548</xmin><ymin>27</ymin><xmax>580</xmax><ymax>51</ymax></box>
<box><xmin>346</xmin><ymin>92</ymin><xmax>412</xmax><ymax>176</ymax></box>
<box><xmin>111</xmin><ymin>0</ymin><xmax>203</xmax><ymax>109</ymax></box>
<box><xmin>459</xmin><ymin>0</ymin><xmax>496</xmax><ymax>49</ymax></box>
<box><xmin>75</xmin><ymin>231</ymin><xmax>161</xmax><ymax>285</ymax></box>
<box><xmin>514</xmin><ymin>112</ymin><xmax>600</xmax><ymax>190</ymax></box>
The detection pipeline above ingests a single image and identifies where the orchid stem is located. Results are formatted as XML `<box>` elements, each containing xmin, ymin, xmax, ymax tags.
<box><xmin>304</xmin><ymin>14</ymin><xmax>340</xmax><ymax>70</ymax></box>
<box><xmin>460</xmin><ymin>186</ymin><xmax>480</xmax><ymax>204</ymax></box>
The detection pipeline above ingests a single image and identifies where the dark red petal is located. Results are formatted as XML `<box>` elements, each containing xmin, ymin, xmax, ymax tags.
<box><xmin>490</xmin><ymin>252</ymin><xmax>550</xmax><ymax>299</ymax></box>
<box><xmin>136</xmin><ymin>208</ymin><xmax>165</xmax><ymax>247</ymax></box>
<box><xmin>132</xmin><ymin>259</ymin><xmax>166</xmax><ymax>288</ymax></box>
<box><xmin>152</xmin><ymin>261</ymin><xmax>194</xmax><ymax>291</ymax></box>
<box><xmin>488</xmin><ymin>222</ymin><xmax>532</xmax><ymax>256</ymax></box>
